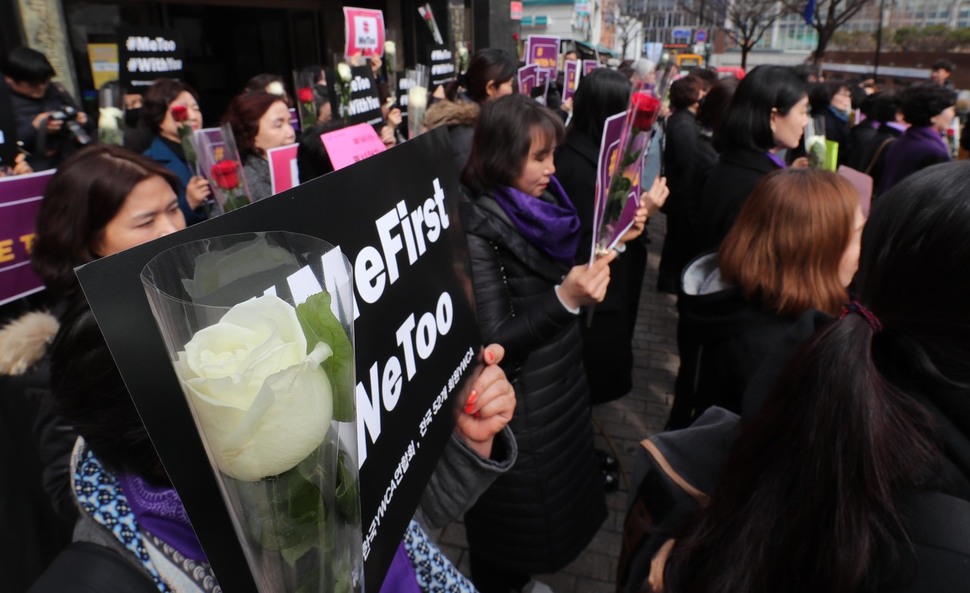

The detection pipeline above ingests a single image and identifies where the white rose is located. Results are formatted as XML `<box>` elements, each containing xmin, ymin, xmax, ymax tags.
<box><xmin>99</xmin><ymin>106</ymin><xmax>123</xmax><ymax>131</ymax></box>
<box><xmin>384</xmin><ymin>41</ymin><xmax>396</xmax><ymax>56</ymax></box>
<box><xmin>266</xmin><ymin>81</ymin><xmax>286</xmax><ymax>96</ymax></box>
<box><xmin>175</xmin><ymin>294</ymin><xmax>333</xmax><ymax>481</ymax></box>
<box><xmin>337</xmin><ymin>63</ymin><xmax>352</xmax><ymax>83</ymax></box>
<box><xmin>408</xmin><ymin>86</ymin><xmax>428</xmax><ymax>110</ymax></box>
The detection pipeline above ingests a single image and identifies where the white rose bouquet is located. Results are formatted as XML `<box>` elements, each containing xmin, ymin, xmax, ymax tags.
<box><xmin>98</xmin><ymin>106</ymin><xmax>124</xmax><ymax>146</ymax></box>
<box><xmin>336</xmin><ymin>62</ymin><xmax>353</xmax><ymax>121</ymax></box>
<box><xmin>141</xmin><ymin>232</ymin><xmax>362</xmax><ymax>593</ymax></box>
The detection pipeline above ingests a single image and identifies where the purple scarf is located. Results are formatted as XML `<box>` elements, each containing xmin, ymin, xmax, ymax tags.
<box><xmin>492</xmin><ymin>176</ymin><xmax>581</xmax><ymax>264</ymax></box>
<box><xmin>765</xmin><ymin>151</ymin><xmax>787</xmax><ymax>169</ymax></box>
<box><xmin>117</xmin><ymin>473</ymin><xmax>207</xmax><ymax>562</ymax></box>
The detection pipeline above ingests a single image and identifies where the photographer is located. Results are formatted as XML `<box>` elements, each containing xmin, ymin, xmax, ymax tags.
<box><xmin>2</xmin><ymin>47</ymin><xmax>92</xmax><ymax>171</ymax></box>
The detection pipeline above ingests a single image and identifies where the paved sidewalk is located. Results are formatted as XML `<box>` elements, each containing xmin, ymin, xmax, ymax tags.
<box><xmin>431</xmin><ymin>214</ymin><xmax>678</xmax><ymax>592</ymax></box>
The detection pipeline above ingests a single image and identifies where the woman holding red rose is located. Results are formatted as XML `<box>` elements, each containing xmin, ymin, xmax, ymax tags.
<box><xmin>222</xmin><ymin>92</ymin><xmax>296</xmax><ymax>201</ymax></box>
<box><xmin>555</xmin><ymin>68</ymin><xmax>668</xmax><ymax>406</ymax></box>
<box><xmin>459</xmin><ymin>93</ymin><xmax>615</xmax><ymax>593</ymax></box>
<box><xmin>140</xmin><ymin>79</ymin><xmax>211</xmax><ymax>225</ymax></box>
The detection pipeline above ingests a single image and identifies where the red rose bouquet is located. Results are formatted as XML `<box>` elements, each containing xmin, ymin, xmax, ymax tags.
<box><xmin>171</xmin><ymin>104</ymin><xmax>199</xmax><ymax>171</ymax></box>
<box><xmin>210</xmin><ymin>159</ymin><xmax>249</xmax><ymax>212</ymax></box>
<box><xmin>595</xmin><ymin>90</ymin><xmax>660</xmax><ymax>253</ymax></box>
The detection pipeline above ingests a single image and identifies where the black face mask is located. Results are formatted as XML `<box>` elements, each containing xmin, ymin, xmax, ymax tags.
<box><xmin>125</xmin><ymin>107</ymin><xmax>142</xmax><ymax>128</ymax></box>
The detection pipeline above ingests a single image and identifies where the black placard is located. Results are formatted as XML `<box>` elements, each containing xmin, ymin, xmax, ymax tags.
<box><xmin>328</xmin><ymin>65</ymin><xmax>385</xmax><ymax>127</ymax></box>
<box><xmin>428</xmin><ymin>44</ymin><xmax>456</xmax><ymax>90</ymax></box>
<box><xmin>0</xmin><ymin>82</ymin><xmax>18</xmax><ymax>166</ymax></box>
<box><xmin>396</xmin><ymin>72</ymin><xmax>410</xmax><ymax>132</ymax></box>
<box><xmin>118</xmin><ymin>28</ymin><xmax>185</xmax><ymax>90</ymax></box>
<box><xmin>75</xmin><ymin>128</ymin><xmax>481</xmax><ymax>593</ymax></box>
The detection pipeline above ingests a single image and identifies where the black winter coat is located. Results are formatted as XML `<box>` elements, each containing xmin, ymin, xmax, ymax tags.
<box><xmin>556</xmin><ymin>131</ymin><xmax>645</xmax><ymax>401</ymax></box>
<box><xmin>459</xmin><ymin>188</ymin><xmax>607</xmax><ymax>573</ymax></box>
<box><xmin>658</xmin><ymin>109</ymin><xmax>701</xmax><ymax>291</ymax></box>
<box><xmin>696</xmin><ymin>149</ymin><xmax>780</xmax><ymax>252</ymax></box>
<box><xmin>668</xmin><ymin>253</ymin><xmax>797</xmax><ymax>429</ymax></box>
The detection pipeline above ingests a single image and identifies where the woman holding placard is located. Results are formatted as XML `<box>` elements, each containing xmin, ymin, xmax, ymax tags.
<box><xmin>459</xmin><ymin>93</ymin><xmax>615</xmax><ymax>592</ymax></box>
<box><xmin>223</xmin><ymin>91</ymin><xmax>296</xmax><ymax>202</ymax></box>
<box><xmin>141</xmin><ymin>79</ymin><xmax>211</xmax><ymax>225</ymax></box>
<box><xmin>556</xmin><ymin>68</ymin><xmax>668</xmax><ymax>408</ymax></box>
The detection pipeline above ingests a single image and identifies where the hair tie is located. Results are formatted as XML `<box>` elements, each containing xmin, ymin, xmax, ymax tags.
<box><xmin>839</xmin><ymin>300</ymin><xmax>883</xmax><ymax>334</ymax></box>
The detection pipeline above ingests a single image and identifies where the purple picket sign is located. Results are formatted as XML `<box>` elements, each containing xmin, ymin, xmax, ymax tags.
<box><xmin>583</xmin><ymin>59</ymin><xmax>599</xmax><ymax>76</ymax></box>
<box><xmin>591</xmin><ymin>113</ymin><xmax>630</xmax><ymax>259</ymax></box>
<box><xmin>517</xmin><ymin>64</ymin><xmax>538</xmax><ymax>98</ymax></box>
<box><xmin>526</xmin><ymin>35</ymin><xmax>560</xmax><ymax>76</ymax></box>
<box><xmin>563</xmin><ymin>60</ymin><xmax>581</xmax><ymax>102</ymax></box>
<box><xmin>0</xmin><ymin>169</ymin><xmax>55</xmax><ymax>305</ymax></box>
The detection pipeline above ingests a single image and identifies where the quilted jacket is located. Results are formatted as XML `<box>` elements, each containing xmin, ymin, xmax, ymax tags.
<box><xmin>458</xmin><ymin>188</ymin><xmax>607</xmax><ymax>574</ymax></box>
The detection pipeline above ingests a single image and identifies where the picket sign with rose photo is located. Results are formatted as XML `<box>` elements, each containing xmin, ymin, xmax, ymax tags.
<box><xmin>593</xmin><ymin>90</ymin><xmax>661</xmax><ymax>254</ymax></box>
<box><xmin>141</xmin><ymin>232</ymin><xmax>362</xmax><ymax>593</ymax></box>
<box><xmin>193</xmin><ymin>124</ymin><xmax>253</xmax><ymax>214</ymax></box>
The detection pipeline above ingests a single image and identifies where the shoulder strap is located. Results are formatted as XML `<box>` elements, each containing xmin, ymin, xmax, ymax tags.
<box><xmin>29</xmin><ymin>542</ymin><xmax>158</xmax><ymax>593</ymax></box>
<box><xmin>864</xmin><ymin>137</ymin><xmax>895</xmax><ymax>175</ymax></box>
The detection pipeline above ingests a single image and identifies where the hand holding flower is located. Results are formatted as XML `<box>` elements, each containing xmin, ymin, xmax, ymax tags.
<box><xmin>558</xmin><ymin>251</ymin><xmax>617</xmax><ymax>309</ymax></box>
<box><xmin>457</xmin><ymin>344</ymin><xmax>515</xmax><ymax>459</ymax></box>
<box><xmin>185</xmin><ymin>175</ymin><xmax>212</xmax><ymax>210</ymax></box>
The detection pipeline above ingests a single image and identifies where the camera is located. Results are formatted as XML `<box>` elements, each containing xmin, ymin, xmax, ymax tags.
<box><xmin>49</xmin><ymin>106</ymin><xmax>92</xmax><ymax>146</ymax></box>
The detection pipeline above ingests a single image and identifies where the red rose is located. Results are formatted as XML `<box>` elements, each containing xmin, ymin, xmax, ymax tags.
<box><xmin>630</xmin><ymin>92</ymin><xmax>660</xmax><ymax>131</ymax></box>
<box><xmin>210</xmin><ymin>160</ymin><xmax>240</xmax><ymax>190</ymax></box>
<box><xmin>297</xmin><ymin>87</ymin><xmax>315</xmax><ymax>104</ymax></box>
<box><xmin>171</xmin><ymin>105</ymin><xmax>189</xmax><ymax>123</ymax></box>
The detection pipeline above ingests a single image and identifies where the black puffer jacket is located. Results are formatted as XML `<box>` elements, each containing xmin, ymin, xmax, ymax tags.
<box><xmin>668</xmin><ymin>253</ymin><xmax>798</xmax><ymax>429</ymax></box>
<box><xmin>459</xmin><ymin>188</ymin><xmax>606</xmax><ymax>574</ymax></box>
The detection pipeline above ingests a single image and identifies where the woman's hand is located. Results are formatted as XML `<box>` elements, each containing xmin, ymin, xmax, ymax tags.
<box><xmin>558</xmin><ymin>250</ymin><xmax>617</xmax><ymax>309</ymax></box>
<box><xmin>186</xmin><ymin>175</ymin><xmax>212</xmax><ymax>210</ymax></box>
<box><xmin>618</xmin><ymin>202</ymin><xmax>651</xmax><ymax>245</ymax></box>
<box><xmin>640</xmin><ymin>175</ymin><xmax>669</xmax><ymax>216</ymax></box>
<box><xmin>790</xmin><ymin>156</ymin><xmax>810</xmax><ymax>169</ymax></box>
<box><xmin>456</xmin><ymin>344</ymin><xmax>516</xmax><ymax>459</ymax></box>
<box><xmin>380</xmin><ymin>125</ymin><xmax>397</xmax><ymax>148</ymax></box>
<box><xmin>386</xmin><ymin>107</ymin><xmax>403</xmax><ymax>129</ymax></box>
<box><xmin>12</xmin><ymin>153</ymin><xmax>32</xmax><ymax>176</ymax></box>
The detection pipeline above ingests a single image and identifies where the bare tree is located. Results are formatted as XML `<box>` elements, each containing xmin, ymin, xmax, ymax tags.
<box><xmin>679</xmin><ymin>0</ymin><xmax>785</xmax><ymax>69</ymax></box>
<box><xmin>782</xmin><ymin>0</ymin><xmax>874</xmax><ymax>62</ymax></box>
<box><xmin>616</xmin><ymin>0</ymin><xmax>649</xmax><ymax>59</ymax></box>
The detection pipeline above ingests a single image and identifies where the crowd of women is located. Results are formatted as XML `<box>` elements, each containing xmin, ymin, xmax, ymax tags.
<box><xmin>3</xmin><ymin>42</ymin><xmax>970</xmax><ymax>593</ymax></box>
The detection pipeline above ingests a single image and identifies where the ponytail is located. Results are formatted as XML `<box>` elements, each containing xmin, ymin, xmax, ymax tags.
<box><xmin>665</xmin><ymin>312</ymin><xmax>939</xmax><ymax>593</ymax></box>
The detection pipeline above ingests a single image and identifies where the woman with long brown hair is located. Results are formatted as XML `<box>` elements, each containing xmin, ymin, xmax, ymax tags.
<box><xmin>662</xmin><ymin>160</ymin><xmax>970</xmax><ymax>593</ymax></box>
<box><xmin>667</xmin><ymin>168</ymin><xmax>864</xmax><ymax>429</ymax></box>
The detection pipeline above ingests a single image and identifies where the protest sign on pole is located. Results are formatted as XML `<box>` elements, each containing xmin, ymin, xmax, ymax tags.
<box><xmin>343</xmin><ymin>7</ymin><xmax>386</xmax><ymax>58</ymax></box>
<box><xmin>0</xmin><ymin>170</ymin><xmax>54</xmax><ymax>306</ymax></box>
<box><xmin>562</xmin><ymin>59</ymin><xmax>581</xmax><ymax>102</ymax></box>
<box><xmin>517</xmin><ymin>64</ymin><xmax>539</xmax><ymax>98</ymax></box>
<box><xmin>76</xmin><ymin>127</ymin><xmax>481</xmax><ymax>593</ymax></box>
<box><xmin>526</xmin><ymin>35</ymin><xmax>560</xmax><ymax>76</ymax></box>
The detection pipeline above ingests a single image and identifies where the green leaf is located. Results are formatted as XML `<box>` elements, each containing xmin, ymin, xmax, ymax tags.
<box><xmin>296</xmin><ymin>292</ymin><xmax>355</xmax><ymax>421</ymax></box>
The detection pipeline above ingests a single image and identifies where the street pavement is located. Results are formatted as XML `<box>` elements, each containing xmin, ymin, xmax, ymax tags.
<box><xmin>429</xmin><ymin>213</ymin><xmax>678</xmax><ymax>593</ymax></box>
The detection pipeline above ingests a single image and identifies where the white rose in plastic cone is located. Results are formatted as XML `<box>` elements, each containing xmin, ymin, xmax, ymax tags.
<box><xmin>174</xmin><ymin>293</ymin><xmax>333</xmax><ymax>481</ymax></box>
<box><xmin>99</xmin><ymin>106</ymin><xmax>123</xmax><ymax>131</ymax></box>
<box><xmin>337</xmin><ymin>62</ymin><xmax>352</xmax><ymax>83</ymax></box>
